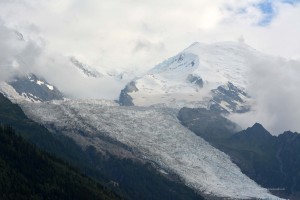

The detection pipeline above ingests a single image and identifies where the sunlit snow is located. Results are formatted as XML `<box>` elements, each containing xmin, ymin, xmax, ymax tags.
<box><xmin>129</xmin><ymin>42</ymin><xmax>262</xmax><ymax>108</ymax></box>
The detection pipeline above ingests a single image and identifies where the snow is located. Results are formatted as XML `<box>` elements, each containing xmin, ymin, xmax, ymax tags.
<box><xmin>36</xmin><ymin>80</ymin><xmax>45</xmax><ymax>85</ymax></box>
<box><xmin>220</xmin><ymin>100</ymin><xmax>232</xmax><ymax>111</ymax></box>
<box><xmin>0</xmin><ymin>82</ymin><xmax>45</xmax><ymax>103</ymax></box>
<box><xmin>21</xmin><ymin>92</ymin><xmax>41</xmax><ymax>103</ymax></box>
<box><xmin>36</xmin><ymin>80</ymin><xmax>54</xmax><ymax>91</ymax></box>
<box><xmin>0</xmin><ymin>82</ymin><xmax>29</xmax><ymax>102</ymax></box>
<box><xmin>20</xmin><ymin>100</ymin><xmax>283</xmax><ymax>200</ymax></box>
<box><xmin>46</xmin><ymin>84</ymin><xmax>54</xmax><ymax>90</ymax></box>
<box><xmin>183</xmin><ymin>42</ymin><xmax>255</xmax><ymax>88</ymax></box>
<box><xmin>127</xmin><ymin>42</ymin><xmax>265</xmax><ymax>108</ymax></box>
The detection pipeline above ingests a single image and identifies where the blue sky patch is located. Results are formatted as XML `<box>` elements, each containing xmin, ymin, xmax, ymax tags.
<box><xmin>255</xmin><ymin>0</ymin><xmax>299</xmax><ymax>26</ymax></box>
<box><xmin>281</xmin><ymin>0</ymin><xmax>300</xmax><ymax>5</ymax></box>
<box><xmin>257</xmin><ymin>1</ymin><xmax>274</xmax><ymax>26</ymax></box>
<box><xmin>258</xmin><ymin>1</ymin><xmax>274</xmax><ymax>14</ymax></box>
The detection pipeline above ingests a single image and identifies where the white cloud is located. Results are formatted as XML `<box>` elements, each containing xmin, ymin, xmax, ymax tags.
<box><xmin>229</xmin><ymin>56</ymin><xmax>300</xmax><ymax>134</ymax></box>
<box><xmin>0</xmin><ymin>21</ymin><xmax>42</xmax><ymax>81</ymax></box>
<box><xmin>3</xmin><ymin>0</ymin><xmax>298</xmax><ymax>70</ymax></box>
<box><xmin>0</xmin><ymin>22</ymin><xmax>125</xmax><ymax>99</ymax></box>
<box><xmin>0</xmin><ymin>0</ymin><xmax>300</xmax><ymax>133</ymax></box>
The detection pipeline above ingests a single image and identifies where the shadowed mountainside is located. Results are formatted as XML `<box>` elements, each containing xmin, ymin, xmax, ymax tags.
<box><xmin>179</xmin><ymin>107</ymin><xmax>300</xmax><ymax>199</ymax></box>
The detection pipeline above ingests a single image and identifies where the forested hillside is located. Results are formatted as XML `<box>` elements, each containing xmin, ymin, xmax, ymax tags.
<box><xmin>0</xmin><ymin>125</ymin><xmax>120</xmax><ymax>200</ymax></box>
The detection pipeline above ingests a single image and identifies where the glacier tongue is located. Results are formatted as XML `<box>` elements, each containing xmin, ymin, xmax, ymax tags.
<box><xmin>20</xmin><ymin>100</ymin><xmax>281</xmax><ymax>199</ymax></box>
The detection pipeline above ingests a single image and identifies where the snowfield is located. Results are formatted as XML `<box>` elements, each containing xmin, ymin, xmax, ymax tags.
<box><xmin>20</xmin><ymin>100</ymin><xmax>282</xmax><ymax>199</ymax></box>
<box><xmin>126</xmin><ymin>42</ymin><xmax>263</xmax><ymax>110</ymax></box>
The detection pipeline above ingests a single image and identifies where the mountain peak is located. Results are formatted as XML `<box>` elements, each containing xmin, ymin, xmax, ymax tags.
<box><xmin>183</xmin><ymin>41</ymin><xmax>255</xmax><ymax>56</ymax></box>
<box><xmin>232</xmin><ymin>123</ymin><xmax>272</xmax><ymax>141</ymax></box>
<box><xmin>185</xmin><ymin>42</ymin><xmax>202</xmax><ymax>49</ymax></box>
<box><xmin>252</xmin><ymin>122</ymin><xmax>265</xmax><ymax>130</ymax></box>
<box><xmin>119</xmin><ymin>41</ymin><xmax>259</xmax><ymax>109</ymax></box>
<box><xmin>245</xmin><ymin>123</ymin><xmax>272</xmax><ymax>137</ymax></box>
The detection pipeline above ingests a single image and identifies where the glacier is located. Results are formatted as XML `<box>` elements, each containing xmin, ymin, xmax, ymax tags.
<box><xmin>121</xmin><ymin>42</ymin><xmax>265</xmax><ymax>111</ymax></box>
<box><xmin>20</xmin><ymin>100</ymin><xmax>282</xmax><ymax>199</ymax></box>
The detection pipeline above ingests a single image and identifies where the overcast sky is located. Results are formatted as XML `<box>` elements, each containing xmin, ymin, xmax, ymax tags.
<box><xmin>0</xmin><ymin>0</ymin><xmax>300</xmax><ymax>134</ymax></box>
<box><xmin>0</xmin><ymin>0</ymin><xmax>299</xmax><ymax>70</ymax></box>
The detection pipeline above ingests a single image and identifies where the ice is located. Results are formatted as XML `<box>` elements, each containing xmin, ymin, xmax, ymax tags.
<box><xmin>128</xmin><ymin>42</ymin><xmax>266</xmax><ymax>108</ymax></box>
<box><xmin>20</xmin><ymin>100</ymin><xmax>282</xmax><ymax>200</ymax></box>
<box><xmin>36</xmin><ymin>80</ymin><xmax>45</xmax><ymax>85</ymax></box>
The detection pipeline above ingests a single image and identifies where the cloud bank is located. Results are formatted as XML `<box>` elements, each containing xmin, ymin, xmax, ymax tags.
<box><xmin>0</xmin><ymin>21</ymin><xmax>42</xmax><ymax>81</ymax></box>
<box><xmin>229</xmin><ymin>56</ymin><xmax>300</xmax><ymax>135</ymax></box>
<box><xmin>0</xmin><ymin>0</ymin><xmax>300</xmax><ymax>133</ymax></box>
<box><xmin>0</xmin><ymin>0</ymin><xmax>299</xmax><ymax>70</ymax></box>
<box><xmin>0</xmin><ymin>22</ymin><xmax>126</xmax><ymax>99</ymax></box>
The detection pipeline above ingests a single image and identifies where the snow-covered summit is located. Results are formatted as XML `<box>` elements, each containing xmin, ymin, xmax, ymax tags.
<box><xmin>119</xmin><ymin>42</ymin><xmax>260</xmax><ymax>112</ymax></box>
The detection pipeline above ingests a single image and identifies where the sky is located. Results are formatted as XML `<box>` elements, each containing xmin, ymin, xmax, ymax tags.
<box><xmin>0</xmin><ymin>0</ymin><xmax>299</xmax><ymax>70</ymax></box>
<box><xmin>0</xmin><ymin>0</ymin><xmax>300</xmax><ymax>134</ymax></box>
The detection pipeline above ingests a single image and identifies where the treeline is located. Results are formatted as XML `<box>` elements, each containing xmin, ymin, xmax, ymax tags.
<box><xmin>0</xmin><ymin>124</ymin><xmax>121</xmax><ymax>200</ymax></box>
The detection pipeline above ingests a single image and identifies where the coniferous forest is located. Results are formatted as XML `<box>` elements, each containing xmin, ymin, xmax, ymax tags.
<box><xmin>0</xmin><ymin>125</ymin><xmax>121</xmax><ymax>200</ymax></box>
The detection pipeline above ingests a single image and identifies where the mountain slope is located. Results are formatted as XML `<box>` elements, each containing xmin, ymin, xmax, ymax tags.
<box><xmin>70</xmin><ymin>56</ymin><xmax>137</xmax><ymax>82</ymax></box>
<box><xmin>119</xmin><ymin>42</ymin><xmax>260</xmax><ymax>112</ymax></box>
<box><xmin>0</xmin><ymin>125</ymin><xmax>120</xmax><ymax>200</ymax></box>
<box><xmin>178</xmin><ymin>107</ymin><xmax>240</xmax><ymax>141</ymax></box>
<box><xmin>20</xmin><ymin>100</ymin><xmax>280</xmax><ymax>199</ymax></box>
<box><xmin>224</xmin><ymin>126</ymin><xmax>300</xmax><ymax>199</ymax></box>
<box><xmin>70</xmin><ymin>57</ymin><xmax>103</xmax><ymax>78</ymax></box>
<box><xmin>0</xmin><ymin>93</ymin><xmax>203</xmax><ymax>200</ymax></box>
<box><xmin>178</xmin><ymin>107</ymin><xmax>300</xmax><ymax>199</ymax></box>
<box><xmin>0</xmin><ymin>73</ymin><xmax>64</xmax><ymax>102</ymax></box>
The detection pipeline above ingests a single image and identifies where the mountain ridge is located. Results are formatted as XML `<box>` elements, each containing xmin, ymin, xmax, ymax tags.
<box><xmin>0</xmin><ymin>73</ymin><xmax>64</xmax><ymax>102</ymax></box>
<box><xmin>178</xmin><ymin>107</ymin><xmax>300</xmax><ymax>199</ymax></box>
<box><xmin>119</xmin><ymin>41</ymin><xmax>258</xmax><ymax>113</ymax></box>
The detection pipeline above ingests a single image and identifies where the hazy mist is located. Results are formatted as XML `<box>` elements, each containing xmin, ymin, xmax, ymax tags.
<box><xmin>229</xmin><ymin>56</ymin><xmax>300</xmax><ymax>134</ymax></box>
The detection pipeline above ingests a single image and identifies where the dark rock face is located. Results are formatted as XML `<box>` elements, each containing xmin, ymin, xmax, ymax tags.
<box><xmin>233</xmin><ymin>123</ymin><xmax>272</xmax><ymax>140</ymax></box>
<box><xmin>229</xmin><ymin>126</ymin><xmax>300</xmax><ymax>199</ymax></box>
<box><xmin>175</xmin><ymin>53</ymin><xmax>196</xmax><ymax>67</ymax></box>
<box><xmin>70</xmin><ymin>57</ymin><xmax>100</xmax><ymax>78</ymax></box>
<box><xmin>209</xmin><ymin>82</ymin><xmax>250</xmax><ymax>113</ymax></box>
<box><xmin>186</xmin><ymin>74</ymin><xmax>203</xmax><ymax>88</ymax></box>
<box><xmin>8</xmin><ymin>74</ymin><xmax>64</xmax><ymax>102</ymax></box>
<box><xmin>208</xmin><ymin>101</ymin><xmax>230</xmax><ymax>114</ymax></box>
<box><xmin>276</xmin><ymin>131</ymin><xmax>300</xmax><ymax>198</ymax></box>
<box><xmin>178</xmin><ymin>107</ymin><xmax>239</xmax><ymax>141</ymax></box>
<box><xmin>119</xmin><ymin>81</ymin><xmax>138</xmax><ymax>106</ymax></box>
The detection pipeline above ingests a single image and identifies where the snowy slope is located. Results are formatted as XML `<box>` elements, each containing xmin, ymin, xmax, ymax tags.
<box><xmin>20</xmin><ymin>100</ymin><xmax>282</xmax><ymax>199</ymax></box>
<box><xmin>0</xmin><ymin>82</ymin><xmax>27</xmax><ymax>102</ymax></box>
<box><xmin>70</xmin><ymin>56</ymin><xmax>137</xmax><ymax>81</ymax></box>
<box><xmin>120</xmin><ymin>42</ymin><xmax>262</xmax><ymax>112</ymax></box>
